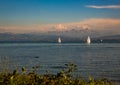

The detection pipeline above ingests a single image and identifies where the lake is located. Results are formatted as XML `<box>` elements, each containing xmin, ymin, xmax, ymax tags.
<box><xmin>0</xmin><ymin>43</ymin><xmax>120</xmax><ymax>81</ymax></box>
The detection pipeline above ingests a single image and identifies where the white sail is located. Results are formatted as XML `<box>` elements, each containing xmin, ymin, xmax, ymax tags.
<box><xmin>87</xmin><ymin>36</ymin><xmax>91</xmax><ymax>44</ymax></box>
<box><xmin>58</xmin><ymin>37</ymin><xmax>61</xmax><ymax>43</ymax></box>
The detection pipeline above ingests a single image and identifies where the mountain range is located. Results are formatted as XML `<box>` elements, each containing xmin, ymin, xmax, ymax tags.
<box><xmin>0</xmin><ymin>29</ymin><xmax>120</xmax><ymax>43</ymax></box>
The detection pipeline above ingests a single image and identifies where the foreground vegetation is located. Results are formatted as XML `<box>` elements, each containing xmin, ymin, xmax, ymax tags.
<box><xmin>0</xmin><ymin>63</ymin><xmax>119</xmax><ymax>85</ymax></box>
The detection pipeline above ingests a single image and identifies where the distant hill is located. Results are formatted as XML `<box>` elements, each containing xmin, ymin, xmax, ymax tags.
<box><xmin>98</xmin><ymin>35</ymin><xmax>120</xmax><ymax>39</ymax></box>
<box><xmin>0</xmin><ymin>32</ymin><xmax>119</xmax><ymax>43</ymax></box>
<box><xmin>0</xmin><ymin>32</ymin><xmax>83</xmax><ymax>43</ymax></box>
<box><xmin>93</xmin><ymin>35</ymin><xmax>120</xmax><ymax>43</ymax></box>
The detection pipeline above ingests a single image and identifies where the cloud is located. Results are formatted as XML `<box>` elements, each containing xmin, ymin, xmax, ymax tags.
<box><xmin>55</xmin><ymin>24</ymin><xmax>67</xmax><ymax>31</ymax></box>
<box><xmin>0</xmin><ymin>24</ymin><xmax>56</xmax><ymax>33</ymax></box>
<box><xmin>0</xmin><ymin>18</ymin><xmax>120</xmax><ymax>34</ymax></box>
<box><xmin>86</xmin><ymin>5</ymin><xmax>120</xmax><ymax>9</ymax></box>
<box><xmin>80</xmin><ymin>18</ymin><xmax>120</xmax><ymax>31</ymax></box>
<box><xmin>57</xmin><ymin>18</ymin><xmax>120</xmax><ymax>31</ymax></box>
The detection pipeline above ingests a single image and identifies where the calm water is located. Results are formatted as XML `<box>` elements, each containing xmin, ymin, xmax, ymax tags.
<box><xmin>0</xmin><ymin>43</ymin><xmax>120</xmax><ymax>81</ymax></box>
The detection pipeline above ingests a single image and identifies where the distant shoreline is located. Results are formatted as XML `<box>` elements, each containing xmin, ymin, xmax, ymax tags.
<box><xmin>0</xmin><ymin>40</ymin><xmax>120</xmax><ymax>43</ymax></box>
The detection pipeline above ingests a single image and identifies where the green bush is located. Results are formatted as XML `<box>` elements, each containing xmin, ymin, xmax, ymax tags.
<box><xmin>0</xmin><ymin>63</ymin><xmax>119</xmax><ymax>85</ymax></box>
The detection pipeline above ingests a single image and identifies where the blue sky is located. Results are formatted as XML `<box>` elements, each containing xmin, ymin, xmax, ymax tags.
<box><xmin>0</xmin><ymin>0</ymin><xmax>120</xmax><ymax>33</ymax></box>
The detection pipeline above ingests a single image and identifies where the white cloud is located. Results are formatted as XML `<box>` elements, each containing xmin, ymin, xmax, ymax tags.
<box><xmin>0</xmin><ymin>18</ymin><xmax>120</xmax><ymax>34</ymax></box>
<box><xmin>80</xmin><ymin>18</ymin><xmax>120</xmax><ymax>31</ymax></box>
<box><xmin>55</xmin><ymin>24</ymin><xmax>67</xmax><ymax>31</ymax></box>
<box><xmin>86</xmin><ymin>5</ymin><xmax>120</xmax><ymax>9</ymax></box>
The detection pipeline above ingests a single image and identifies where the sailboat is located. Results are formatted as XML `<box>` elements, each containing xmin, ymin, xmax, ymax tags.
<box><xmin>87</xmin><ymin>36</ymin><xmax>91</xmax><ymax>45</ymax></box>
<box><xmin>58</xmin><ymin>37</ymin><xmax>61</xmax><ymax>43</ymax></box>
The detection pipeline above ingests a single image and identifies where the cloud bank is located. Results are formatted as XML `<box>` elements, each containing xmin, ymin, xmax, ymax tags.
<box><xmin>0</xmin><ymin>18</ymin><xmax>120</xmax><ymax>34</ymax></box>
<box><xmin>86</xmin><ymin>5</ymin><xmax>120</xmax><ymax>9</ymax></box>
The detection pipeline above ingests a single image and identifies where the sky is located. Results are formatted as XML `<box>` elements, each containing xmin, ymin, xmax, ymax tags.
<box><xmin>0</xmin><ymin>0</ymin><xmax>120</xmax><ymax>34</ymax></box>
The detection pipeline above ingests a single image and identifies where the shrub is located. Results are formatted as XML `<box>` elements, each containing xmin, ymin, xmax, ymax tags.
<box><xmin>0</xmin><ymin>63</ymin><xmax>119</xmax><ymax>85</ymax></box>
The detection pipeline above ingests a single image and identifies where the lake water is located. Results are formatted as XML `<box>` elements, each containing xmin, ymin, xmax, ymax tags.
<box><xmin>0</xmin><ymin>43</ymin><xmax>120</xmax><ymax>81</ymax></box>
